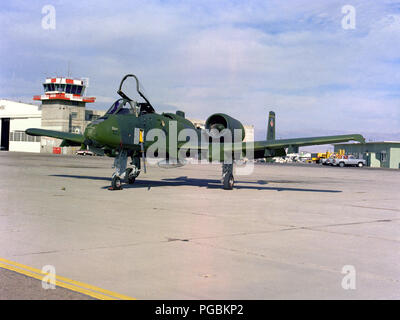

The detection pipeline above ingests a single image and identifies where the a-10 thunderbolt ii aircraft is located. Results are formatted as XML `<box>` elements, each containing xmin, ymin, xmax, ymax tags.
<box><xmin>26</xmin><ymin>74</ymin><xmax>365</xmax><ymax>190</ymax></box>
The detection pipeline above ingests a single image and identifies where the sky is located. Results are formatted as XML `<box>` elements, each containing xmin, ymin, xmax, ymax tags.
<box><xmin>0</xmin><ymin>0</ymin><xmax>399</xmax><ymax>143</ymax></box>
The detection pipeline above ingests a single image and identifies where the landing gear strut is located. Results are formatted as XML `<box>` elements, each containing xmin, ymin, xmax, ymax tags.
<box><xmin>126</xmin><ymin>156</ymin><xmax>141</xmax><ymax>184</ymax></box>
<box><xmin>222</xmin><ymin>164</ymin><xmax>234</xmax><ymax>190</ymax></box>
<box><xmin>109</xmin><ymin>150</ymin><xmax>141</xmax><ymax>190</ymax></box>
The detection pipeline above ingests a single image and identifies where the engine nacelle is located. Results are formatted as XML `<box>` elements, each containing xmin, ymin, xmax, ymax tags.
<box><xmin>205</xmin><ymin>113</ymin><xmax>246</xmax><ymax>141</ymax></box>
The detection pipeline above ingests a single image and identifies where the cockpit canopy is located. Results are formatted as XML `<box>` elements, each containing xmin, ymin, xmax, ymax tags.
<box><xmin>106</xmin><ymin>99</ymin><xmax>134</xmax><ymax>115</ymax></box>
<box><xmin>103</xmin><ymin>74</ymin><xmax>156</xmax><ymax>118</ymax></box>
<box><xmin>105</xmin><ymin>98</ymin><xmax>155</xmax><ymax>116</ymax></box>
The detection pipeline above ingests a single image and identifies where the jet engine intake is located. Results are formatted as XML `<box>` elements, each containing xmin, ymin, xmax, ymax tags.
<box><xmin>205</xmin><ymin>113</ymin><xmax>245</xmax><ymax>141</ymax></box>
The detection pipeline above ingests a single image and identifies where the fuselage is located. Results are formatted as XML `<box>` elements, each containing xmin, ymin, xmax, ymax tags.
<box><xmin>84</xmin><ymin>111</ymin><xmax>198</xmax><ymax>152</ymax></box>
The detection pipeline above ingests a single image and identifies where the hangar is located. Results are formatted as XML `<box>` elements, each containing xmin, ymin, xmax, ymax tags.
<box><xmin>0</xmin><ymin>99</ymin><xmax>42</xmax><ymax>152</ymax></box>
<box><xmin>334</xmin><ymin>141</ymin><xmax>400</xmax><ymax>169</ymax></box>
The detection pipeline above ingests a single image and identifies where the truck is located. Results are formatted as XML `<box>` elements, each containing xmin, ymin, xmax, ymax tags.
<box><xmin>321</xmin><ymin>156</ymin><xmax>335</xmax><ymax>165</ymax></box>
<box><xmin>321</xmin><ymin>150</ymin><xmax>345</xmax><ymax>166</ymax></box>
<box><xmin>331</xmin><ymin>155</ymin><xmax>366</xmax><ymax>168</ymax></box>
<box><xmin>307</xmin><ymin>151</ymin><xmax>333</xmax><ymax>164</ymax></box>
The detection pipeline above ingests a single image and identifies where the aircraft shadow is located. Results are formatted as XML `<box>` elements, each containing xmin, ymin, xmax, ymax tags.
<box><xmin>51</xmin><ymin>174</ymin><xmax>341</xmax><ymax>193</ymax></box>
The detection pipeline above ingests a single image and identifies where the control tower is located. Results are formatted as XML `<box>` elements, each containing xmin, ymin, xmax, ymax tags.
<box><xmin>33</xmin><ymin>77</ymin><xmax>97</xmax><ymax>153</ymax></box>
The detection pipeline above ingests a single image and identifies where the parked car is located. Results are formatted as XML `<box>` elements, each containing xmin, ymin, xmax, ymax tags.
<box><xmin>321</xmin><ymin>157</ymin><xmax>335</xmax><ymax>166</ymax></box>
<box><xmin>76</xmin><ymin>150</ymin><xmax>95</xmax><ymax>156</ymax></box>
<box><xmin>332</xmin><ymin>155</ymin><xmax>366</xmax><ymax>167</ymax></box>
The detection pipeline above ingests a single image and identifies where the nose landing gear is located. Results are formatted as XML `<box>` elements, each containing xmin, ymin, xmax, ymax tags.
<box><xmin>222</xmin><ymin>163</ymin><xmax>234</xmax><ymax>190</ymax></box>
<box><xmin>109</xmin><ymin>150</ymin><xmax>141</xmax><ymax>190</ymax></box>
<box><xmin>111</xmin><ymin>174</ymin><xmax>123</xmax><ymax>190</ymax></box>
<box><xmin>125</xmin><ymin>165</ymin><xmax>140</xmax><ymax>184</ymax></box>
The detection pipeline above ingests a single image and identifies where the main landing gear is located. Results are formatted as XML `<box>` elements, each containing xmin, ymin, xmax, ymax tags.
<box><xmin>109</xmin><ymin>150</ymin><xmax>141</xmax><ymax>190</ymax></box>
<box><xmin>222</xmin><ymin>163</ymin><xmax>234</xmax><ymax>190</ymax></box>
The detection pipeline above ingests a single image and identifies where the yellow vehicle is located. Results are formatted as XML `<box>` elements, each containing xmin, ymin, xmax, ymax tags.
<box><xmin>307</xmin><ymin>151</ymin><xmax>333</xmax><ymax>164</ymax></box>
<box><xmin>321</xmin><ymin>150</ymin><xmax>346</xmax><ymax>165</ymax></box>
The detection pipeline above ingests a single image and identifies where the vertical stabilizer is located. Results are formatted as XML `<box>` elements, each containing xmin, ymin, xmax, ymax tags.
<box><xmin>267</xmin><ymin>111</ymin><xmax>275</xmax><ymax>141</ymax></box>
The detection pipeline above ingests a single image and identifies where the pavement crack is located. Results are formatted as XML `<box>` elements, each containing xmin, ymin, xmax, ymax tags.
<box><xmin>348</xmin><ymin>205</ymin><xmax>400</xmax><ymax>212</ymax></box>
<box><xmin>302</xmin><ymin>227</ymin><xmax>400</xmax><ymax>243</ymax></box>
<box><xmin>287</xmin><ymin>218</ymin><xmax>399</xmax><ymax>231</ymax></box>
<box><xmin>13</xmin><ymin>250</ymin><xmax>60</xmax><ymax>256</ymax></box>
<box><xmin>166</xmin><ymin>237</ymin><xmax>190</xmax><ymax>242</ymax></box>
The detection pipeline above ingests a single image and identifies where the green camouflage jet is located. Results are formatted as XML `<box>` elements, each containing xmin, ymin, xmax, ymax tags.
<box><xmin>26</xmin><ymin>74</ymin><xmax>365</xmax><ymax>190</ymax></box>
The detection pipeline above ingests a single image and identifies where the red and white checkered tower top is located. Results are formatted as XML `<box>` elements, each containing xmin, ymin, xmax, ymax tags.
<box><xmin>33</xmin><ymin>77</ymin><xmax>95</xmax><ymax>103</ymax></box>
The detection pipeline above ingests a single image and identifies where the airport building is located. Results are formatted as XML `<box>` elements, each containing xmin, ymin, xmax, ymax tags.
<box><xmin>0</xmin><ymin>77</ymin><xmax>103</xmax><ymax>154</ymax></box>
<box><xmin>0</xmin><ymin>99</ymin><xmax>42</xmax><ymax>153</ymax></box>
<box><xmin>33</xmin><ymin>77</ymin><xmax>103</xmax><ymax>154</ymax></box>
<box><xmin>334</xmin><ymin>142</ymin><xmax>400</xmax><ymax>169</ymax></box>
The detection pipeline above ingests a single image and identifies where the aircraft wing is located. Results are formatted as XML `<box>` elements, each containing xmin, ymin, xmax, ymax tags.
<box><xmin>251</xmin><ymin>133</ymin><xmax>365</xmax><ymax>150</ymax></box>
<box><xmin>179</xmin><ymin>133</ymin><xmax>365</xmax><ymax>159</ymax></box>
<box><xmin>233</xmin><ymin>133</ymin><xmax>365</xmax><ymax>157</ymax></box>
<box><xmin>25</xmin><ymin>128</ymin><xmax>85</xmax><ymax>147</ymax></box>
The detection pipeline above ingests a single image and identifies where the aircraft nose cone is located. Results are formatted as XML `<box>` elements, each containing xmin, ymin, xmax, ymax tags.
<box><xmin>85</xmin><ymin>123</ymin><xmax>97</xmax><ymax>141</ymax></box>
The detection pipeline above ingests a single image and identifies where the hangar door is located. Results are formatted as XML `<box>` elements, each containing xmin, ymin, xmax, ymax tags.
<box><xmin>1</xmin><ymin>118</ymin><xmax>10</xmax><ymax>151</ymax></box>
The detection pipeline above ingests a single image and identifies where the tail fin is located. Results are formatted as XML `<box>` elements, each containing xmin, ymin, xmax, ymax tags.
<box><xmin>267</xmin><ymin>111</ymin><xmax>275</xmax><ymax>141</ymax></box>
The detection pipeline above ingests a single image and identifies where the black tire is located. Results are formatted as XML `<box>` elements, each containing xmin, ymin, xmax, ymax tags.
<box><xmin>358</xmin><ymin>162</ymin><xmax>364</xmax><ymax>167</ymax></box>
<box><xmin>128</xmin><ymin>176</ymin><xmax>136</xmax><ymax>184</ymax></box>
<box><xmin>339</xmin><ymin>162</ymin><xmax>345</xmax><ymax>168</ymax></box>
<box><xmin>111</xmin><ymin>175</ymin><xmax>122</xmax><ymax>190</ymax></box>
<box><xmin>223</xmin><ymin>173</ymin><xmax>234</xmax><ymax>190</ymax></box>
<box><xmin>125</xmin><ymin>168</ymin><xmax>137</xmax><ymax>184</ymax></box>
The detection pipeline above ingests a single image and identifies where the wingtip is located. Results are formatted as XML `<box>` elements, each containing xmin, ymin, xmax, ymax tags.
<box><xmin>25</xmin><ymin>128</ymin><xmax>44</xmax><ymax>137</ymax></box>
<box><xmin>25</xmin><ymin>128</ymin><xmax>34</xmax><ymax>135</ymax></box>
<box><xmin>354</xmin><ymin>134</ymin><xmax>365</xmax><ymax>143</ymax></box>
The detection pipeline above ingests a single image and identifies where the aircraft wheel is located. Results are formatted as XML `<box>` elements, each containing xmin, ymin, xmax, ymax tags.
<box><xmin>111</xmin><ymin>175</ymin><xmax>122</xmax><ymax>190</ymax></box>
<box><xmin>125</xmin><ymin>168</ymin><xmax>138</xmax><ymax>184</ymax></box>
<box><xmin>128</xmin><ymin>176</ymin><xmax>136</xmax><ymax>184</ymax></box>
<box><xmin>223</xmin><ymin>173</ymin><xmax>234</xmax><ymax>190</ymax></box>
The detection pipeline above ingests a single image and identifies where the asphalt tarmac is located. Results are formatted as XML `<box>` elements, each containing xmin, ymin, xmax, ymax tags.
<box><xmin>0</xmin><ymin>267</ymin><xmax>95</xmax><ymax>300</ymax></box>
<box><xmin>0</xmin><ymin>152</ymin><xmax>399</xmax><ymax>299</ymax></box>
